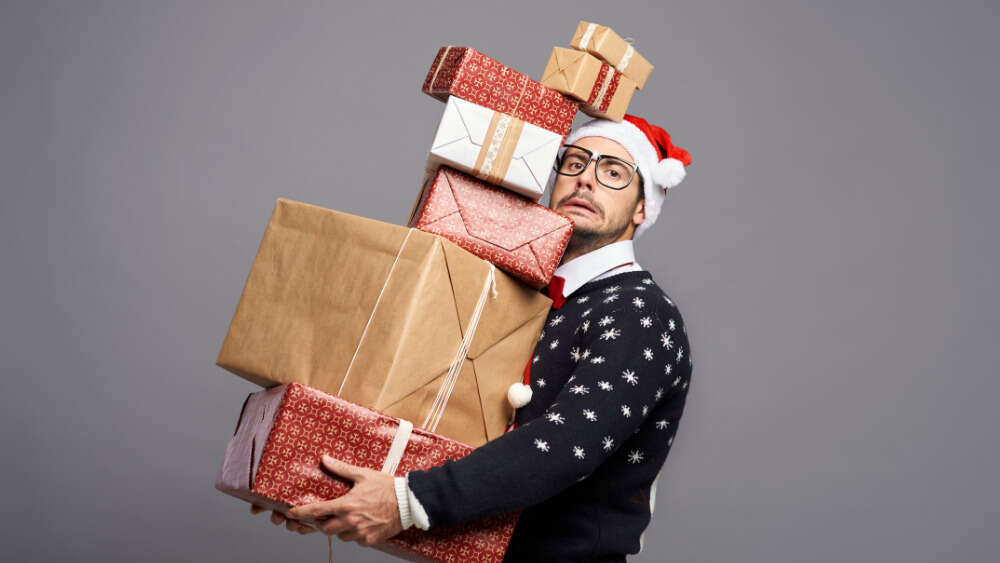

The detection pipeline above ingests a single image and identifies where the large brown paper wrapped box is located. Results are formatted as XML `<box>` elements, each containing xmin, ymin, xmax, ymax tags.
<box><xmin>216</xmin><ymin>199</ymin><xmax>552</xmax><ymax>447</ymax></box>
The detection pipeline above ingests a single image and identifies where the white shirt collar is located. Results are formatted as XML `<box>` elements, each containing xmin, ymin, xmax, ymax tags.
<box><xmin>553</xmin><ymin>240</ymin><xmax>641</xmax><ymax>298</ymax></box>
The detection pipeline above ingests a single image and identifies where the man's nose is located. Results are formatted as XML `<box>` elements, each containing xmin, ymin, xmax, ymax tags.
<box><xmin>575</xmin><ymin>160</ymin><xmax>599</xmax><ymax>191</ymax></box>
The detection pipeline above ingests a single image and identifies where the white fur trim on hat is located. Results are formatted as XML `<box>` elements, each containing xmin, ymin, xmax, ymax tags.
<box><xmin>563</xmin><ymin>118</ymin><xmax>676</xmax><ymax>239</ymax></box>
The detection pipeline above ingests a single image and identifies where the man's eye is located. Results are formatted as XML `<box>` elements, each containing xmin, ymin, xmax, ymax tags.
<box><xmin>607</xmin><ymin>170</ymin><xmax>620</xmax><ymax>178</ymax></box>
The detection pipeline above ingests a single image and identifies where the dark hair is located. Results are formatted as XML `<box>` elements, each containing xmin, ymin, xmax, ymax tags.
<box><xmin>635</xmin><ymin>172</ymin><xmax>645</xmax><ymax>204</ymax></box>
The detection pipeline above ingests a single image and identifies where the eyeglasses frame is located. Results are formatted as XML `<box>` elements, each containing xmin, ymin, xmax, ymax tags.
<box><xmin>552</xmin><ymin>144</ymin><xmax>639</xmax><ymax>191</ymax></box>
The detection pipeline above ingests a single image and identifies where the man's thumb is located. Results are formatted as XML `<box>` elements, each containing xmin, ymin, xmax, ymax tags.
<box><xmin>321</xmin><ymin>454</ymin><xmax>365</xmax><ymax>480</ymax></box>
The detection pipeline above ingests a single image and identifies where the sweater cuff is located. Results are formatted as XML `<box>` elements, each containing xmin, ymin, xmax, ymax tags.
<box><xmin>394</xmin><ymin>477</ymin><xmax>414</xmax><ymax>530</ymax></box>
<box><xmin>405</xmin><ymin>473</ymin><xmax>432</xmax><ymax>530</ymax></box>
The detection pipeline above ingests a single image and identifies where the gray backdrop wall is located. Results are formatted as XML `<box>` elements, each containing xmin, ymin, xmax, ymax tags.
<box><xmin>2</xmin><ymin>1</ymin><xmax>997</xmax><ymax>562</ymax></box>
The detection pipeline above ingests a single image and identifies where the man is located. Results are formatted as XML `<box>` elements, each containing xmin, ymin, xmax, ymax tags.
<box><xmin>256</xmin><ymin>114</ymin><xmax>694</xmax><ymax>561</ymax></box>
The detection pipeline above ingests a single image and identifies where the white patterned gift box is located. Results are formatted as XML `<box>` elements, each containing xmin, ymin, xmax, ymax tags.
<box><xmin>427</xmin><ymin>96</ymin><xmax>562</xmax><ymax>202</ymax></box>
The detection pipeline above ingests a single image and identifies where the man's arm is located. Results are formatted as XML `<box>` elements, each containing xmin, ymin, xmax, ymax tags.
<box><xmin>404</xmin><ymin>301</ymin><xmax>691</xmax><ymax>529</ymax></box>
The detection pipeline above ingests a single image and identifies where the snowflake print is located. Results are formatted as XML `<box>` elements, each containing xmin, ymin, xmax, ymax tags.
<box><xmin>581</xmin><ymin>349</ymin><xmax>591</xmax><ymax>360</ymax></box>
<box><xmin>603</xmin><ymin>293</ymin><xmax>620</xmax><ymax>303</ymax></box>
<box><xmin>597</xmin><ymin>380</ymin><xmax>613</xmax><ymax>391</ymax></box>
<box><xmin>676</xmin><ymin>346</ymin><xmax>684</xmax><ymax>362</ymax></box>
<box><xmin>602</xmin><ymin>436</ymin><xmax>615</xmax><ymax>451</ymax></box>
<box><xmin>549</xmin><ymin>315</ymin><xmax>565</xmax><ymax>327</ymax></box>
<box><xmin>536</xmin><ymin>378</ymin><xmax>547</xmax><ymax>388</ymax></box>
<box><xmin>598</xmin><ymin>315</ymin><xmax>615</xmax><ymax>327</ymax></box>
<box><xmin>660</xmin><ymin>332</ymin><xmax>674</xmax><ymax>350</ymax></box>
<box><xmin>604</xmin><ymin>285</ymin><xmax>620</xmax><ymax>294</ymax></box>
<box><xmin>549</xmin><ymin>339</ymin><xmax>560</xmax><ymax>350</ymax></box>
<box><xmin>667</xmin><ymin>435</ymin><xmax>674</xmax><ymax>446</ymax></box>
<box><xmin>570</xmin><ymin>347</ymin><xmax>581</xmax><ymax>362</ymax></box>
<box><xmin>642</xmin><ymin>405</ymin><xmax>649</xmax><ymax>416</ymax></box>
<box><xmin>667</xmin><ymin>318</ymin><xmax>677</xmax><ymax>331</ymax></box>
<box><xmin>664</xmin><ymin>363</ymin><xmax>673</xmax><ymax>375</ymax></box>
<box><xmin>621</xmin><ymin>404</ymin><xmax>632</xmax><ymax>417</ymax></box>
<box><xmin>570</xmin><ymin>384</ymin><xmax>590</xmax><ymax>395</ymax></box>
<box><xmin>672</xmin><ymin>375</ymin><xmax>682</xmax><ymax>387</ymax></box>
<box><xmin>621</xmin><ymin>369</ymin><xmax>638</xmax><ymax>385</ymax></box>
<box><xmin>642</xmin><ymin>278</ymin><xmax>654</xmax><ymax>285</ymax></box>
<box><xmin>573</xmin><ymin>446</ymin><xmax>586</xmax><ymax>459</ymax></box>
<box><xmin>580</xmin><ymin>320</ymin><xmax>590</xmax><ymax>333</ymax></box>
<box><xmin>538</xmin><ymin>330</ymin><xmax>545</xmax><ymax>342</ymax></box>
<box><xmin>682</xmin><ymin>380</ymin><xmax>689</xmax><ymax>389</ymax></box>
<box><xmin>600</xmin><ymin>328</ymin><xmax>621</xmax><ymax>341</ymax></box>
<box><xmin>582</xmin><ymin>308</ymin><xmax>593</xmax><ymax>317</ymax></box>
<box><xmin>576</xmin><ymin>296</ymin><xmax>590</xmax><ymax>304</ymax></box>
<box><xmin>534</xmin><ymin>439</ymin><xmax>550</xmax><ymax>452</ymax></box>
<box><xmin>633</xmin><ymin>285</ymin><xmax>647</xmax><ymax>291</ymax></box>
<box><xmin>567</xmin><ymin>375</ymin><xmax>576</xmax><ymax>383</ymax></box>
<box><xmin>627</xmin><ymin>450</ymin><xmax>644</xmax><ymax>464</ymax></box>
<box><xmin>532</xmin><ymin>355</ymin><xmax>539</xmax><ymax>364</ymax></box>
<box><xmin>643</xmin><ymin>348</ymin><xmax>654</xmax><ymax>361</ymax></box>
<box><xmin>582</xmin><ymin>409</ymin><xmax>597</xmax><ymax>421</ymax></box>
<box><xmin>546</xmin><ymin>412</ymin><xmax>565</xmax><ymax>424</ymax></box>
<box><xmin>655</xmin><ymin>387</ymin><xmax>664</xmax><ymax>401</ymax></box>
<box><xmin>639</xmin><ymin>316</ymin><xmax>653</xmax><ymax>328</ymax></box>
<box><xmin>656</xmin><ymin>419</ymin><xmax>670</xmax><ymax>430</ymax></box>
<box><xmin>632</xmin><ymin>297</ymin><xmax>645</xmax><ymax>308</ymax></box>
<box><xmin>591</xmin><ymin>356</ymin><xmax>605</xmax><ymax>364</ymax></box>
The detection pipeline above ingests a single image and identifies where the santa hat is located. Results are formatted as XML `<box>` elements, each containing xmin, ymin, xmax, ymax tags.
<box><xmin>562</xmin><ymin>114</ymin><xmax>692</xmax><ymax>239</ymax></box>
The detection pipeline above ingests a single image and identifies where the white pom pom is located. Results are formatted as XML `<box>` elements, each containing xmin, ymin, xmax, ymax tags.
<box><xmin>507</xmin><ymin>382</ymin><xmax>533</xmax><ymax>408</ymax></box>
<box><xmin>652</xmin><ymin>158</ymin><xmax>686</xmax><ymax>189</ymax></box>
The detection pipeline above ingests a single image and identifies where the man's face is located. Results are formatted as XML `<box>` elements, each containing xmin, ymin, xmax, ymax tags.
<box><xmin>549</xmin><ymin>136</ymin><xmax>645</xmax><ymax>242</ymax></box>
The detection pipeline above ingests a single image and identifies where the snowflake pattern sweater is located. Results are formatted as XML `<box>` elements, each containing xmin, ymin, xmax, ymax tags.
<box><xmin>405</xmin><ymin>269</ymin><xmax>693</xmax><ymax>562</ymax></box>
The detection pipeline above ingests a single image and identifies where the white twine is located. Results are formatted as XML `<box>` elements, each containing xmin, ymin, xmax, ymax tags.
<box><xmin>338</xmin><ymin>229</ymin><xmax>415</xmax><ymax>396</ymax></box>
<box><xmin>616</xmin><ymin>45</ymin><xmax>635</xmax><ymax>73</ymax></box>
<box><xmin>422</xmin><ymin>263</ymin><xmax>499</xmax><ymax>432</ymax></box>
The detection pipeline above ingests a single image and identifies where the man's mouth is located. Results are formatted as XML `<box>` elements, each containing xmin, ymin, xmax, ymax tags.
<box><xmin>560</xmin><ymin>198</ymin><xmax>599</xmax><ymax>217</ymax></box>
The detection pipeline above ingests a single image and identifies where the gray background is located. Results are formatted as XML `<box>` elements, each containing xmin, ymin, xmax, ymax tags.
<box><xmin>2</xmin><ymin>1</ymin><xmax>997</xmax><ymax>561</ymax></box>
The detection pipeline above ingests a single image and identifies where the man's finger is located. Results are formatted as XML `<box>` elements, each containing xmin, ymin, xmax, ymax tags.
<box><xmin>250</xmin><ymin>504</ymin><xmax>266</xmax><ymax>515</ymax></box>
<box><xmin>270</xmin><ymin>511</ymin><xmax>286</xmax><ymax>525</ymax></box>
<box><xmin>320</xmin><ymin>516</ymin><xmax>352</xmax><ymax>537</ymax></box>
<box><xmin>320</xmin><ymin>455</ymin><xmax>367</xmax><ymax>481</ymax></box>
<box><xmin>288</xmin><ymin>498</ymin><xmax>347</xmax><ymax>521</ymax></box>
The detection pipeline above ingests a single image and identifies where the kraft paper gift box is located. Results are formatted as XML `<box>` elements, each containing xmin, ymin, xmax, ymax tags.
<box><xmin>427</xmin><ymin>96</ymin><xmax>562</xmax><ymax>201</ymax></box>
<box><xmin>541</xmin><ymin>46</ymin><xmax>637</xmax><ymax>123</ymax></box>
<box><xmin>216</xmin><ymin>198</ymin><xmax>552</xmax><ymax>447</ymax></box>
<box><xmin>422</xmin><ymin>45</ymin><xmax>579</xmax><ymax>137</ymax></box>
<box><xmin>216</xmin><ymin>382</ymin><xmax>519</xmax><ymax>563</ymax></box>
<box><xmin>569</xmin><ymin>20</ymin><xmax>654</xmax><ymax>90</ymax></box>
<box><xmin>408</xmin><ymin>165</ymin><xmax>572</xmax><ymax>289</ymax></box>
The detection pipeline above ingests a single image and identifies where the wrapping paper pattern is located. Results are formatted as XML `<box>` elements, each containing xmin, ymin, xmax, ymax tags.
<box><xmin>423</xmin><ymin>46</ymin><xmax>578</xmax><ymax>137</ymax></box>
<box><xmin>428</xmin><ymin>96</ymin><xmax>562</xmax><ymax>200</ymax></box>
<box><xmin>217</xmin><ymin>382</ymin><xmax>519</xmax><ymax>563</ymax></box>
<box><xmin>411</xmin><ymin>166</ymin><xmax>572</xmax><ymax>289</ymax></box>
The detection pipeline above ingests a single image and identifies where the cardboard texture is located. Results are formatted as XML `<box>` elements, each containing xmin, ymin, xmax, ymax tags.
<box><xmin>569</xmin><ymin>21</ymin><xmax>653</xmax><ymax>90</ymax></box>
<box><xmin>428</xmin><ymin>96</ymin><xmax>562</xmax><ymax>201</ymax></box>
<box><xmin>216</xmin><ymin>383</ymin><xmax>519</xmax><ymax>563</ymax></box>
<box><xmin>541</xmin><ymin>46</ymin><xmax>637</xmax><ymax>122</ymax></box>
<box><xmin>422</xmin><ymin>46</ymin><xmax>579</xmax><ymax>137</ymax></box>
<box><xmin>216</xmin><ymin>199</ymin><xmax>552</xmax><ymax>447</ymax></box>
<box><xmin>410</xmin><ymin>166</ymin><xmax>572</xmax><ymax>289</ymax></box>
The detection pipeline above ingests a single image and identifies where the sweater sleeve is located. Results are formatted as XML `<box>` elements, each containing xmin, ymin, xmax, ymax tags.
<box><xmin>405</xmin><ymin>299</ymin><xmax>690</xmax><ymax>528</ymax></box>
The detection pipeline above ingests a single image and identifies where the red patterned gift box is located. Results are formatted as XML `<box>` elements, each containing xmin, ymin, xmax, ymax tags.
<box><xmin>422</xmin><ymin>46</ymin><xmax>579</xmax><ymax>137</ymax></box>
<box><xmin>216</xmin><ymin>382</ymin><xmax>519</xmax><ymax>563</ymax></box>
<box><xmin>409</xmin><ymin>166</ymin><xmax>573</xmax><ymax>289</ymax></box>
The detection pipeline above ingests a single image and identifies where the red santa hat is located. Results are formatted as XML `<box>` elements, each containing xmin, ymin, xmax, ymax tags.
<box><xmin>562</xmin><ymin>114</ymin><xmax>692</xmax><ymax>239</ymax></box>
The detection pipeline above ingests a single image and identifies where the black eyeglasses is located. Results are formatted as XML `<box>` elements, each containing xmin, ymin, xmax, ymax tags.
<box><xmin>553</xmin><ymin>144</ymin><xmax>638</xmax><ymax>190</ymax></box>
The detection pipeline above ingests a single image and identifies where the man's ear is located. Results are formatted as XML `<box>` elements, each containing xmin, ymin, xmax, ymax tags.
<box><xmin>632</xmin><ymin>198</ymin><xmax>646</xmax><ymax>227</ymax></box>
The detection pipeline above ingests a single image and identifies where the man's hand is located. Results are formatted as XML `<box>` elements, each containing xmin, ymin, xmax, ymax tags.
<box><xmin>249</xmin><ymin>504</ymin><xmax>319</xmax><ymax>535</ymax></box>
<box><xmin>287</xmin><ymin>455</ymin><xmax>404</xmax><ymax>546</ymax></box>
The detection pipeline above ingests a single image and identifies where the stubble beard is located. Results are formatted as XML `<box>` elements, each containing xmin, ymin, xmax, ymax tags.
<box><xmin>564</xmin><ymin>209</ymin><xmax>633</xmax><ymax>259</ymax></box>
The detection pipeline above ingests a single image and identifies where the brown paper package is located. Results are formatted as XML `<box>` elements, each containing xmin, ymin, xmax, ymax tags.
<box><xmin>569</xmin><ymin>20</ymin><xmax>654</xmax><ymax>90</ymax></box>
<box><xmin>216</xmin><ymin>199</ymin><xmax>552</xmax><ymax>447</ymax></box>
<box><xmin>541</xmin><ymin>46</ymin><xmax>637</xmax><ymax>122</ymax></box>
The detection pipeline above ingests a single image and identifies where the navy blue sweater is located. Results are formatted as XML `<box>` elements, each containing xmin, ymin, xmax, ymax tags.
<box><xmin>406</xmin><ymin>270</ymin><xmax>693</xmax><ymax>561</ymax></box>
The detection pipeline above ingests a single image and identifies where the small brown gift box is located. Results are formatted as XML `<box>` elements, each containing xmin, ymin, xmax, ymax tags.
<box><xmin>569</xmin><ymin>20</ymin><xmax>653</xmax><ymax>90</ymax></box>
<box><xmin>541</xmin><ymin>46</ymin><xmax>637</xmax><ymax>122</ymax></box>
<box><xmin>216</xmin><ymin>199</ymin><xmax>552</xmax><ymax>447</ymax></box>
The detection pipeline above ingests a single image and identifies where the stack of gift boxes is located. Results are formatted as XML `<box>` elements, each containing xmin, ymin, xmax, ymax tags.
<box><xmin>214</xmin><ymin>21</ymin><xmax>652</xmax><ymax>562</ymax></box>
